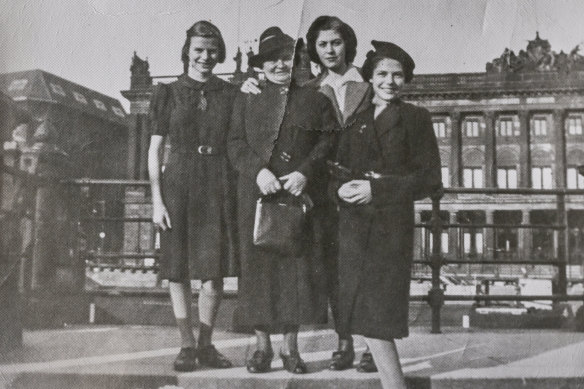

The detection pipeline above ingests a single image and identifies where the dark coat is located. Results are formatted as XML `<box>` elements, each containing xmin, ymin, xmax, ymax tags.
<box><xmin>149</xmin><ymin>74</ymin><xmax>239</xmax><ymax>281</ymax></box>
<box><xmin>227</xmin><ymin>81</ymin><xmax>338</xmax><ymax>327</ymax></box>
<box><xmin>302</xmin><ymin>71</ymin><xmax>372</xmax><ymax>334</ymax></box>
<box><xmin>332</xmin><ymin>101</ymin><xmax>442</xmax><ymax>340</ymax></box>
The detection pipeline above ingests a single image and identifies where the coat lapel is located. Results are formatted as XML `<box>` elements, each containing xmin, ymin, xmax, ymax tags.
<box><xmin>318</xmin><ymin>84</ymin><xmax>344</xmax><ymax>125</ymax></box>
<box><xmin>343</xmin><ymin>81</ymin><xmax>370</xmax><ymax>123</ymax></box>
<box><xmin>374</xmin><ymin>102</ymin><xmax>402</xmax><ymax>137</ymax></box>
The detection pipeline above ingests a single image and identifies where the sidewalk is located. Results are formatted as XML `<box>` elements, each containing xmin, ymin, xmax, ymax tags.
<box><xmin>0</xmin><ymin>326</ymin><xmax>583</xmax><ymax>389</ymax></box>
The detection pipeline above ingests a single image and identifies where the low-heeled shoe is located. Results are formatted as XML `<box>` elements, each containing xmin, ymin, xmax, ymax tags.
<box><xmin>329</xmin><ymin>349</ymin><xmax>355</xmax><ymax>371</ymax></box>
<box><xmin>246</xmin><ymin>350</ymin><xmax>273</xmax><ymax>373</ymax></box>
<box><xmin>173</xmin><ymin>347</ymin><xmax>197</xmax><ymax>372</ymax></box>
<box><xmin>357</xmin><ymin>352</ymin><xmax>378</xmax><ymax>373</ymax></box>
<box><xmin>197</xmin><ymin>344</ymin><xmax>233</xmax><ymax>368</ymax></box>
<box><xmin>280</xmin><ymin>351</ymin><xmax>307</xmax><ymax>374</ymax></box>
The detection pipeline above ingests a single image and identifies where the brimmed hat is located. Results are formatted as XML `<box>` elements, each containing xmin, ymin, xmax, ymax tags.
<box><xmin>249</xmin><ymin>27</ymin><xmax>296</xmax><ymax>68</ymax></box>
<box><xmin>361</xmin><ymin>40</ymin><xmax>415</xmax><ymax>82</ymax></box>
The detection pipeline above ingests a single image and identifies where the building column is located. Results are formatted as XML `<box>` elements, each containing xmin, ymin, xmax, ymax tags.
<box><xmin>484</xmin><ymin>111</ymin><xmax>497</xmax><ymax>188</ymax></box>
<box><xmin>553</xmin><ymin>109</ymin><xmax>567</xmax><ymax>189</ymax></box>
<box><xmin>450</xmin><ymin>111</ymin><xmax>462</xmax><ymax>187</ymax></box>
<box><xmin>448</xmin><ymin>211</ymin><xmax>458</xmax><ymax>261</ymax></box>
<box><xmin>518</xmin><ymin>111</ymin><xmax>531</xmax><ymax>188</ymax></box>
<box><xmin>518</xmin><ymin>209</ymin><xmax>532</xmax><ymax>260</ymax></box>
<box><xmin>138</xmin><ymin>114</ymin><xmax>150</xmax><ymax>180</ymax></box>
<box><xmin>414</xmin><ymin>211</ymin><xmax>423</xmax><ymax>260</ymax></box>
<box><xmin>485</xmin><ymin>210</ymin><xmax>495</xmax><ymax>260</ymax></box>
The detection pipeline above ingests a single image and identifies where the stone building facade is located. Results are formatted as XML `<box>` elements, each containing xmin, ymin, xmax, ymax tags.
<box><xmin>123</xmin><ymin>35</ymin><xmax>584</xmax><ymax>277</ymax></box>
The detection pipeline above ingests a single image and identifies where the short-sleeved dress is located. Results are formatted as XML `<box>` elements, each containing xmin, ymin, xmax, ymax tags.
<box><xmin>149</xmin><ymin>74</ymin><xmax>238</xmax><ymax>281</ymax></box>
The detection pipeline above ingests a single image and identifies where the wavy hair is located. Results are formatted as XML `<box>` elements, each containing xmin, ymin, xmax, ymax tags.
<box><xmin>305</xmin><ymin>16</ymin><xmax>357</xmax><ymax>67</ymax></box>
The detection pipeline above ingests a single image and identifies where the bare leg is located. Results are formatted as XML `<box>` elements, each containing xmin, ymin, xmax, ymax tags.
<box><xmin>364</xmin><ymin>337</ymin><xmax>406</xmax><ymax>389</ymax></box>
<box><xmin>169</xmin><ymin>281</ymin><xmax>196</xmax><ymax>348</ymax></box>
<box><xmin>197</xmin><ymin>278</ymin><xmax>223</xmax><ymax>347</ymax></box>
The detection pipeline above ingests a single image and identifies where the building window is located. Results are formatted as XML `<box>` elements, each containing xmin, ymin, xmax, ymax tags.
<box><xmin>50</xmin><ymin>83</ymin><xmax>66</xmax><ymax>96</ymax></box>
<box><xmin>428</xmin><ymin>232</ymin><xmax>449</xmax><ymax>254</ymax></box>
<box><xmin>93</xmin><ymin>99</ymin><xmax>107</xmax><ymax>111</ymax></box>
<box><xmin>433</xmin><ymin>121</ymin><xmax>447</xmax><ymax>138</ymax></box>
<box><xmin>567</xmin><ymin>167</ymin><xmax>584</xmax><ymax>189</ymax></box>
<box><xmin>441</xmin><ymin>167</ymin><xmax>450</xmax><ymax>188</ymax></box>
<box><xmin>464</xmin><ymin>119</ymin><xmax>480</xmax><ymax>137</ymax></box>
<box><xmin>463</xmin><ymin>168</ymin><xmax>483</xmax><ymax>188</ymax></box>
<box><xmin>463</xmin><ymin>231</ymin><xmax>483</xmax><ymax>254</ymax></box>
<box><xmin>498</xmin><ymin>118</ymin><xmax>514</xmax><ymax>137</ymax></box>
<box><xmin>73</xmin><ymin>91</ymin><xmax>88</xmax><ymax>104</ymax></box>
<box><xmin>568</xmin><ymin>116</ymin><xmax>583</xmax><ymax>135</ymax></box>
<box><xmin>112</xmin><ymin>106</ymin><xmax>125</xmax><ymax>117</ymax></box>
<box><xmin>497</xmin><ymin>167</ymin><xmax>518</xmax><ymax>189</ymax></box>
<box><xmin>532</xmin><ymin>117</ymin><xmax>548</xmax><ymax>136</ymax></box>
<box><xmin>532</xmin><ymin>167</ymin><xmax>553</xmax><ymax>189</ymax></box>
<box><xmin>8</xmin><ymin>79</ymin><xmax>28</xmax><ymax>91</ymax></box>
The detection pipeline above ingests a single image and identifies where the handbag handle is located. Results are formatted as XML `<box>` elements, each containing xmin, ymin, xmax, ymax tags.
<box><xmin>257</xmin><ymin>193</ymin><xmax>313</xmax><ymax>213</ymax></box>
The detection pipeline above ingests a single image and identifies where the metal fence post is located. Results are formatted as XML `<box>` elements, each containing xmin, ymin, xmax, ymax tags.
<box><xmin>428</xmin><ymin>189</ymin><xmax>445</xmax><ymax>333</ymax></box>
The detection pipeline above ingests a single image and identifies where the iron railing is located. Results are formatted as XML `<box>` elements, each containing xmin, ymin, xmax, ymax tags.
<box><xmin>57</xmin><ymin>180</ymin><xmax>584</xmax><ymax>332</ymax></box>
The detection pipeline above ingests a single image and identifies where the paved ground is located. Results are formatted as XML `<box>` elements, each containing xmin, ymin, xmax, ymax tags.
<box><xmin>0</xmin><ymin>326</ymin><xmax>584</xmax><ymax>388</ymax></box>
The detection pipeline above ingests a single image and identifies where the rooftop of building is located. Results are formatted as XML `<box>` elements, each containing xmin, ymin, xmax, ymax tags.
<box><xmin>0</xmin><ymin>70</ymin><xmax>128</xmax><ymax>126</ymax></box>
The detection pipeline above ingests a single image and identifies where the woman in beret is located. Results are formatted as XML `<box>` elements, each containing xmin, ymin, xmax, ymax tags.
<box><xmin>330</xmin><ymin>40</ymin><xmax>442</xmax><ymax>388</ymax></box>
<box><xmin>228</xmin><ymin>26</ymin><xmax>337</xmax><ymax>374</ymax></box>
<box><xmin>148</xmin><ymin>21</ymin><xmax>238</xmax><ymax>372</ymax></box>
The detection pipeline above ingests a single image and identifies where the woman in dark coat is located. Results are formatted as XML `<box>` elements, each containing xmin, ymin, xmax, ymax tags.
<box><xmin>331</xmin><ymin>41</ymin><xmax>441</xmax><ymax>388</ymax></box>
<box><xmin>241</xmin><ymin>16</ymin><xmax>375</xmax><ymax>372</ymax></box>
<box><xmin>148</xmin><ymin>21</ymin><xmax>237</xmax><ymax>372</ymax></box>
<box><xmin>228</xmin><ymin>27</ymin><xmax>337</xmax><ymax>374</ymax></box>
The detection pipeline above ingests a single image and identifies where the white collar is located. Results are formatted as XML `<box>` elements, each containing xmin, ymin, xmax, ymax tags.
<box><xmin>321</xmin><ymin>65</ymin><xmax>363</xmax><ymax>89</ymax></box>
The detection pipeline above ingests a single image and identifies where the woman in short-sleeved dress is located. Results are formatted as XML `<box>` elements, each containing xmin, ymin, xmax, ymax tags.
<box><xmin>148</xmin><ymin>21</ymin><xmax>237</xmax><ymax>372</ymax></box>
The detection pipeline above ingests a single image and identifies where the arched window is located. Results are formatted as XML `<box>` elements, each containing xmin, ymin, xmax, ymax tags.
<box><xmin>496</xmin><ymin>148</ymin><xmax>519</xmax><ymax>188</ymax></box>
<box><xmin>566</xmin><ymin>149</ymin><xmax>584</xmax><ymax>188</ymax></box>
<box><xmin>462</xmin><ymin>148</ymin><xmax>484</xmax><ymax>188</ymax></box>
<box><xmin>531</xmin><ymin>148</ymin><xmax>553</xmax><ymax>189</ymax></box>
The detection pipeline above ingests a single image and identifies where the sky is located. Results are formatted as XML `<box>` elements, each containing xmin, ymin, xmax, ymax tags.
<box><xmin>1</xmin><ymin>0</ymin><xmax>584</xmax><ymax>111</ymax></box>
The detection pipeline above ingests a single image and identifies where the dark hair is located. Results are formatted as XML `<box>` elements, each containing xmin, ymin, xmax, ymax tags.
<box><xmin>306</xmin><ymin>16</ymin><xmax>357</xmax><ymax>67</ymax></box>
<box><xmin>181</xmin><ymin>21</ymin><xmax>226</xmax><ymax>73</ymax></box>
<box><xmin>361</xmin><ymin>56</ymin><xmax>387</xmax><ymax>82</ymax></box>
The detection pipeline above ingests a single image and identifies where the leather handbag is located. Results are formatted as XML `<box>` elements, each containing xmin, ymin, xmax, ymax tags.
<box><xmin>253</xmin><ymin>194</ymin><xmax>313</xmax><ymax>255</ymax></box>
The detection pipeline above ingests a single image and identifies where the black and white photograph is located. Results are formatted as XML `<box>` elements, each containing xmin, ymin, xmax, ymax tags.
<box><xmin>1</xmin><ymin>0</ymin><xmax>584</xmax><ymax>388</ymax></box>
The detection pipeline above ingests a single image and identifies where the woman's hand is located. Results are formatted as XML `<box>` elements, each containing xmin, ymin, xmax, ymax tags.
<box><xmin>338</xmin><ymin>180</ymin><xmax>372</xmax><ymax>204</ymax></box>
<box><xmin>257</xmin><ymin>168</ymin><xmax>282</xmax><ymax>195</ymax></box>
<box><xmin>280</xmin><ymin>171</ymin><xmax>307</xmax><ymax>196</ymax></box>
<box><xmin>152</xmin><ymin>200</ymin><xmax>172</xmax><ymax>231</ymax></box>
<box><xmin>240</xmin><ymin>78</ymin><xmax>262</xmax><ymax>94</ymax></box>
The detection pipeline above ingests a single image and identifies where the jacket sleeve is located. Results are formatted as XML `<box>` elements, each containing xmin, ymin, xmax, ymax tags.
<box><xmin>296</xmin><ymin>96</ymin><xmax>338</xmax><ymax>179</ymax></box>
<box><xmin>227</xmin><ymin>92</ymin><xmax>268</xmax><ymax>180</ymax></box>
<box><xmin>370</xmin><ymin>107</ymin><xmax>442</xmax><ymax>205</ymax></box>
